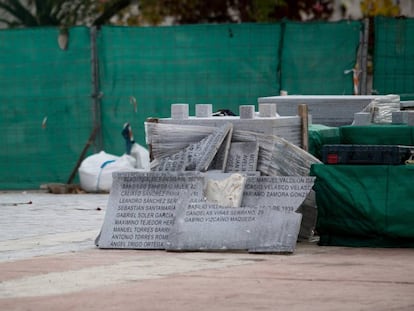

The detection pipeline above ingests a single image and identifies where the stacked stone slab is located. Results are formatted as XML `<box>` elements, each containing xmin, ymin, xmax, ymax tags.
<box><xmin>150</xmin><ymin>123</ymin><xmax>233</xmax><ymax>172</ymax></box>
<box><xmin>258</xmin><ymin>95</ymin><xmax>397</xmax><ymax>127</ymax></box>
<box><xmin>158</xmin><ymin>103</ymin><xmax>302</xmax><ymax>148</ymax></box>
<box><xmin>146</xmin><ymin>122</ymin><xmax>320</xmax><ymax>176</ymax></box>
<box><xmin>97</xmin><ymin>116</ymin><xmax>317</xmax><ymax>253</ymax></box>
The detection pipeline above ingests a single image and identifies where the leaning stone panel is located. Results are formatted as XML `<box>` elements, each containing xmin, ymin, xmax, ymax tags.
<box><xmin>96</xmin><ymin>171</ymin><xmax>204</xmax><ymax>249</ymax></box>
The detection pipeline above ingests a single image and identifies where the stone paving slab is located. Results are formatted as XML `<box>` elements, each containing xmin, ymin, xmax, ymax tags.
<box><xmin>0</xmin><ymin>191</ymin><xmax>413</xmax><ymax>311</ymax></box>
<box><xmin>0</xmin><ymin>191</ymin><xmax>108</xmax><ymax>262</ymax></box>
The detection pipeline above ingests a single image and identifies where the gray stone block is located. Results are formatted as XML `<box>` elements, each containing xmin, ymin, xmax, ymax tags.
<box><xmin>392</xmin><ymin>111</ymin><xmax>408</xmax><ymax>124</ymax></box>
<box><xmin>171</xmin><ymin>103</ymin><xmax>189</xmax><ymax>120</ymax></box>
<box><xmin>239</xmin><ymin>105</ymin><xmax>255</xmax><ymax>119</ymax></box>
<box><xmin>195</xmin><ymin>104</ymin><xmax>213</xmax><ymax>118</ymax></box>
<box><xmin>259</xmin><ymin>103</ymin><xmax>277</xmax><ymax>118</ymax></box>
<box><xmin>353</xmin><ymin>112</ymin><xmax>371</xmax><ymax>125</ymax></box>
<box><xmin>407</xmin><ymin>111</ymin><xmax>414</xmax><ymax>126</ymax></box>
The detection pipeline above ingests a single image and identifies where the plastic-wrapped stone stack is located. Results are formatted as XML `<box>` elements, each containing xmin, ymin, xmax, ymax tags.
<box><xmin>362</xmin><ymin>94</ymin><xmax>400</xmax><ymax>124</ymax></box>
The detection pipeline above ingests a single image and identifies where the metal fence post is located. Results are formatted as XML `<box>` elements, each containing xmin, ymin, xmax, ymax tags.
<box><xmin>90</xmin><ymin>26</ymin><xmax>103</xmax><ymax>152</ymax></box>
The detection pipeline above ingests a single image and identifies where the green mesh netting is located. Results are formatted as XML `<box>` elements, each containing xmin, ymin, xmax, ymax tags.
<box><xmin>281</xmin><ymin>20</ymin><xmax>361</xmax><ymax>95</ymax></box>
<box><xmin>0</xmin><ymin>22</ymin><xmax>367</xmax><ymax>190</ymax></box>
<box><xmin>0</xmin><ymin>27</ymin><xmax>93</xmax><ymax>189</ymax></box>
<box><xmin>373</xmin><ymin>17</ymin><xmax>414</xmax><ymax>100</ymax></box>
<box><xmin>97</xmin><ymin>23</ymin><xmax>282</xmax><ymax>153</ymax></box>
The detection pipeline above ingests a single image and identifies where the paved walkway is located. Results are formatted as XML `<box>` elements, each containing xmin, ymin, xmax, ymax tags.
<box><xmin>0</xmin><ymin>191</ymin><xmax>413</xmax><ymax>311</ymax></box>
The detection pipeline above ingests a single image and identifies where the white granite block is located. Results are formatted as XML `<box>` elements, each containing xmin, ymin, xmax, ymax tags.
<box><xmin>171</xmin><ymin>103</ymin><xmax>189</xmax><ymax>120</ymax></box>
<box><xmin>239</xmin><ymin>105</ymin><xmax>255</xmax><ymax>119</ymax></box>
<box><xmin>195</xmin><ymin>104</ymin><xmax>213</xmax><ymax>118</ymax></box>
<box><xmin>259</xmin><ymin>103</ymin><xmax>277</xmax><ymax>118</ymax></box>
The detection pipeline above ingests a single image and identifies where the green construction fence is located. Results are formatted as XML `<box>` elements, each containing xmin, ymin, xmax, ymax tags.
<box><xmin>0</xmin><ymin>27</ymin><xmax>93</xmax><ymax>189</ymax></box>
<box><xmin>373</xmin><ymin>16</ymin><xmax>414</xmax><ymax>100</ymax></box>
<box><xmin>2</xmin><ymin>18</ymin><xmax>412</xmax><ymax>190</ymax></box>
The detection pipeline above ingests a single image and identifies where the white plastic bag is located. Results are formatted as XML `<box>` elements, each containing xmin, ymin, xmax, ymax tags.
<box><xmin>130</xmin><ymin>143</ymin><xmax>150</xmax><ymax>170</ymax></box>
<box><xmin>79</xmin><ymin>151</ymin><xmax>137</xmax><ymax>193</ymax></box>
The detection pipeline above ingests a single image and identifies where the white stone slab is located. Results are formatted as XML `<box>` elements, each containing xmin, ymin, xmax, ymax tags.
<box><xmin>258</xmin><ymin>95</ymin><xmax>387</xmax><ymax>126</ymax></box>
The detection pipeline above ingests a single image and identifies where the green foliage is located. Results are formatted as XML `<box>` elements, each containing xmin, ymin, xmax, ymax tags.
<box><xmin>138</xmin><ymin>0</ymin><xmax>334</xmax><ymax>25</ymax></box>
<box><xmin>0</xmin><ymin>0</ymin><xmax>335</xmax><ymax>28</ymax></box>
<box><xmin>361</xmin><ymin>0</ymin><xmax>400</xmax><ymax>17</ymax></box>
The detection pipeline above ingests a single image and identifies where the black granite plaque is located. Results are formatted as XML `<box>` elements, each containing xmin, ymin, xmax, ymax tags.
<box><xmin>96</xmin><ymin>171</ymin><xmax>204</xmax><ymax>249</ymax></box>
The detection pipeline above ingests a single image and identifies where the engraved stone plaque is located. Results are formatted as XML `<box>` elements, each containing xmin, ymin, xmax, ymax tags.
<box><xmin>96</xmin><ymin>171</ymin><xmax>204</xmax><ymax>249</ymax></box>
<box><xmin>166</xmin><ymin>202</ymin><xmax>302</xmax><ymax>253</ymax></box>
<box><xmin>209</xmin><ymin>129</ymin><xmax>232</xmax><ymax>171</ymax></box>
<box><xmin>167</xmin><ymin>176</ymin><xmax>315</xmax><ymax>253</ymax></box>
<box><xmin>151</xmin><ymin>123</ymin><xmax>233</xmax><ymax>172</ymax></box>
<box><xmin>241</xmin><ymin>176</ymin><xmax>315</xmax><ymax>209</ymax></box>
<box><xmin>225</xmin><ymin>142</ymin><xmax>259</xmax><ymax>172</ymax></box>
